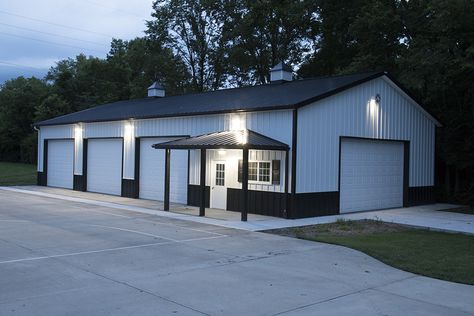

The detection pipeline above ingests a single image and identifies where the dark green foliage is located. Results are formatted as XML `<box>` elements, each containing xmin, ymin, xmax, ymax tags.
<box><xmin>0</xmin><ymin>77</ymin><xmax>49</xmax><ymax>163</ymax></box>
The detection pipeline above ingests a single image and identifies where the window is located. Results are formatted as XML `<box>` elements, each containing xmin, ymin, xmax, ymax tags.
<box><xmin>215</xmin><ymin>163</ymin><xmax>225</xmax><ymax>186</ymax></box>
<box><xmin>238</xmin><ymin>159</ymin><xmax>281</xmax><ymax>185</ymax></box>
<box><xmin>249</xmin><ymin>162</ymin><xmax>258</xmax><ymax>181</ymax></box>
<box><xmin>258</xmin><ymin>162</ymin><xmax>271</xmax><ymax>182</ymax></box>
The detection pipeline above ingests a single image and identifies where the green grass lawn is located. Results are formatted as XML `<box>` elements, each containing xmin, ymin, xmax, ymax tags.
<box><xmin>0</xmin><ymin>162</ymin><xmax>37</xmax><ymax>186</ymax></box>
<box><xmin>266</xmin><ymin>219</ymin><xmax>474</xmax><ymax>285</ymax></box>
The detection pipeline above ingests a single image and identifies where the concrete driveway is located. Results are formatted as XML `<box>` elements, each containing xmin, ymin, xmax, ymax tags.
<box><xmin>0</xmin><ymin>190</ymin><xmax>473</xmax><ymax>315</ymax></box>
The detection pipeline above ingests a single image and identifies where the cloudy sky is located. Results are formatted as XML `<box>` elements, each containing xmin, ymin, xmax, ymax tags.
<box><xmin>0</xmin><ymin>0</ymin><xmax>154</xmax><ymax>83</ymax></box>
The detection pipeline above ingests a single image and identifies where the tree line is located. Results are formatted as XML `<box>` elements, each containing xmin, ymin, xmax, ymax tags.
<box><xmin>0</xmin><ymin>0</ymin><xmax>473</xmax><ymax>204</ymax></box>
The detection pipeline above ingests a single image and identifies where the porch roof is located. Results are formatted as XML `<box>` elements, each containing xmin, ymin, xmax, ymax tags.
<box><xmin>152</xmin><ymin>129</ymin><xmax>289</xmax><ymax>151</ymax></box>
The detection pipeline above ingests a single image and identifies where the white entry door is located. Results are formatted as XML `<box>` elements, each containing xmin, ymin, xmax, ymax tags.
<box><xmin>340</xmin><ymin>138</ymin><xmax>404</xmax><ymax>213</ymax></box>
<box><xmin>211</xmin><ymin>161</ymin><xmax>227</xmax><ymax>209</ymax></box>
<box><xmin>87</xmin><ymin>138</ymin><xmax>123</xmax><ymax>196</ymax></box>
<box><xmin>139</xmin><ymin>138</ymin><xmax>188</xmax><ymax>204</ymax></box>
<box><xmin>47</xmin><ymin>139</ymin><xmax>74</xmax><ymax>189</ymax></box>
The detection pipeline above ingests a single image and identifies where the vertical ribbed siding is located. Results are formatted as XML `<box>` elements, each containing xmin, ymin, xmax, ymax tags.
<box><xmin>37</xmin><ymin>110</ymin><xmax>292</xmax><ymax>190</ymax></box>
<box><xmin>297</xmin><ymin>77</ymin><xmax>436</xmax><ymax>193</ymax></box>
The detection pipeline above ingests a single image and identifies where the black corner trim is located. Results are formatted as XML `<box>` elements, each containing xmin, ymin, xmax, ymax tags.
<box><xmin>41</xmin><ymin>139</ymin><xmax>48</xmax><ymax>186</ymax></box>
<box><xmin>289</xmin><ymin>109</ymin><xmax>298</xmax><ymax>218</ymax></box>
<box><xmin>408</xmin><ymin>186</ymin><xmax>435</xmax><ymax>206</ymax></box>
<box><xmin>37</xmin><ymin>171</ymin><xmax>47</xmax><ymax>186</ymax></box>
<box><xmin>73</xmin><ymin>175</ymin><xmax>87</xmax><ymax>191</ymax></box>
<box><xmin>121</xmin><ymin>179</ymin><xmax>139</xmax><ymax>198</ymax></box>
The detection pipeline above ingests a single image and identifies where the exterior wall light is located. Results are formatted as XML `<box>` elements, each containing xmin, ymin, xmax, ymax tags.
<box><xmin>367</xmin><ymin>95</ymin><xmax>380</xmax><ymax>120</ymax></box>
<box><xmin>375</xmin><ymin>93</ymin><xmax>381</xmax><ymax>104</ymax></box>
<box><xmin>74</xmin><ymin>124</ymin><xmax>83</xmax><ymax>139</ymax></box>
<box><xmin>229</xmin><ymin>114</ymin><xmax>246</xmax><ymax>131</ymax></box>
<box><xmin>124</xmin><ymin>120</ymin><xmax>134</xmax><ymax>140</ymax></box>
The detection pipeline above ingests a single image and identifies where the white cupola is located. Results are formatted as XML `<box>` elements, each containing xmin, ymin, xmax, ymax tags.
<box><xmin>270</xmin><ymin>61</ymin><xmax>293</xmax><ymax>83</ymax></box>
<box><xmin>147</xmin><ymin>81</ymin><xmax>165</xmax><ymax>97</ymax></box>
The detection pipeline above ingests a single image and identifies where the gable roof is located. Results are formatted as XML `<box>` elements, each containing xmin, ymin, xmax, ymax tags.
<box><xmin>152</xmin><ymin>129</ymin><xmax>289</xmax><ymax>151</ymax></box>
<box><xmin>34</xmin><ymin>71</ymin><xmax>440</xmax><ymax>127</ymax></box>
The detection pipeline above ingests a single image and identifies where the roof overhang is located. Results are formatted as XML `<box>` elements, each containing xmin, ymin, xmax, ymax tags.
<box><xmin>152</xmin><ymin>129</ymin><xmax>289</xmax><ymax>151</ymax></box>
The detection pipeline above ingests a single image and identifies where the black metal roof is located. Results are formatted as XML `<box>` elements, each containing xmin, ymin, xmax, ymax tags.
<box><xmin>152</xmin><ymin>129</ymin><xmax>289</xmax><ymax>150</ymax></box>
<box><xmin>35</xmin><ymin>71</ymin><xmax>386</xmax><ymax>127</ymax></box>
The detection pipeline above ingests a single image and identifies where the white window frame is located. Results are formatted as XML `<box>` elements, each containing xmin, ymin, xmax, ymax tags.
<box><xmin>248</xmin><ymin>160</ymin><xmax>272</xmax><ymax>185</ymax></box>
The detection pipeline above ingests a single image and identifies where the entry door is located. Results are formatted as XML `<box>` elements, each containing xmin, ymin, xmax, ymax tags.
<box><xmin>211</xmin><ymin>161</ymin><xmax>227</xmax><ymax>209</ymax></box>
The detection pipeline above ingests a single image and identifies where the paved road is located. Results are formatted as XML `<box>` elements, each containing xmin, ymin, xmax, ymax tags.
<box><xmin>0</xmin><ymin>190</ymin><xmax>473</xmax><ymax>315</ymax></box>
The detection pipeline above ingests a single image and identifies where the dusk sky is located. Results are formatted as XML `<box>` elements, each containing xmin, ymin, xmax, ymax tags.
<box><xmin>0</xmin><ymin>0</ymin><xmax>154</xmax><ymax>83</ymax></box>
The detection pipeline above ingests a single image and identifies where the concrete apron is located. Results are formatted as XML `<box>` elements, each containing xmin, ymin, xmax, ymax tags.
<box><xmin>0</xmin><ymin>186</ymin><xmax>470</xmax><ymax>234</ymax></box>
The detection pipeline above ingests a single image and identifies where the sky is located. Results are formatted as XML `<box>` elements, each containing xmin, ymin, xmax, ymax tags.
<box><xmin>0</xmin><ymin>0</ymin><xmax>154</xmax><ymax>83</ymax></box>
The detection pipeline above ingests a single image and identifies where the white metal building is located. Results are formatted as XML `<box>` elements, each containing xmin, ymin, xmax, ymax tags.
<box><xmin>35</xmin><ymin>63</ymin><xmax>440</xmax><ymax>219</ymax></box>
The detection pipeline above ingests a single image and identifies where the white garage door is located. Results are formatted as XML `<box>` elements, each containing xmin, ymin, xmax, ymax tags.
<box><xmin>47</xmin><ymin>139</ymin><xmax>74</xmax><ymax>189</ymax></box>
<box><xmin>139</xmin><ymin>138</ymin><xmax>188</xmax><ymax>204</ymax></box>
<box><xmin>87</xmin><ymin>139</ymin><xmax>123</xmax><ymax>195</ymax></box>
<box><xmin>340</xmin><ymin>139</ymin><xmax>404</xmax><ymax>213</ymax></box>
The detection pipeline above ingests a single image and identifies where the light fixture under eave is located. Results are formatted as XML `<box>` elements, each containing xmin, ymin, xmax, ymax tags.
<box><xmin>74</xmin><ymin>124</ymin><xmax>83</xmax><ymax>139</ymax></box>
<box><xmin>229</xmin><ymin>114</ymin><xmax>245</xmax><ymax>131</ymax></box>
<box><xmin>218</xmin><ymin>150</ymin><xmax>226</xmax><ymax>155</ymax></box>
<box><xmin>124</xmin><ymin>120</ymin><xmax>134</xmax><ymax>140</ymax></box>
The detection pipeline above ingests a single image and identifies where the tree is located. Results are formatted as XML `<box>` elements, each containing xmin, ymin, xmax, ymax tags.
<box><xmin>225</xmin><ymin>0</ymin><xmax>317</xmax><ymax>85</ymax></box>
<box><xmin>0</xmin><ymin>77</ymin><xmax>49</xmax><ymax>162</ymax></box>
<box><xmin>35</xmin><ymin>94</ymin><xmax>71</xmax><ymax>122</ymax></box>
<box><xmin>397</xmin><ymin>0</ymin><xmax>474</xmax><ymax>200</ymax></box>
<box><xmin>298</xmin><ymin>0</ymin><xmax>365</xmax><ymax>77</ymax></box>
<box><xmin>146</xmin><ymin>0</ymin><xmax>228</xmax><ymax>91</ymax></box>
<box><xmin>107</xmin><ymin>37</ymin><xmax>190</xmax><ymax>98</ymax></box>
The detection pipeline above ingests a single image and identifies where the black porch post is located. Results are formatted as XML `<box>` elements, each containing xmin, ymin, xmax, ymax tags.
<box><xmin>241</xmin><ymin>147</ymin><xmax>249</xmax><ymax>221</ymax></box>
<box><xmin>284</xmin><ymin>150</ymin><xmax>289</xmax><ymax>217</ymax></box>
<box><xmin>164</xmin><ymin>148</ymin><xmax>170</xmax><ymax>211</ymax></box>
<box><xmin>199</xmin><ymin>148</ymin><xmax>206</xmax><ymax>217</ymax></box>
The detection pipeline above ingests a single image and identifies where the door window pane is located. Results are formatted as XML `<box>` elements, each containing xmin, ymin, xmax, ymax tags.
<box><xmin>215</xmin><ymin>163</ymin><xmax>225</xmax><ymax>186</ymax></box>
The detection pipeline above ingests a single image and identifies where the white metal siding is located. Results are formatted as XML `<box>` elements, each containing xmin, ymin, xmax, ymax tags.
<box><xmin>297</xmin><ymin>76</ymin><xmax>435</xmax><ymax>193</ymax></box>
<box><xmin>87</xmin><ymin>139</ymin><xmax>123</xmax><ymax>195</ymax></box>
<box><xmin>139</xmin><ymin>138</ymin><xmax>188</xmax><ymax>203</ymax></box>
<box><xmin>47</xmin><ymin>140</ymin><xmax>74</xmax><ymax>189</ymax></box>
<box><xmin>38</xmin><ymin>110</ymin><xmax>293</xmax><ymax>190</ymax></box>
<box><xmin>188</xmin><ymin>149</ymin><xmax>287</xmax><ymax>193</ymax></box>
<box><xmin>340</xmin><ymin>139</ymin><xmax>404</xmax><ymax>213</ymax></box>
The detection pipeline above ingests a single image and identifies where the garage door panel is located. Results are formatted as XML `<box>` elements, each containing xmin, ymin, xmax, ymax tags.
<box><xmin>340</xmin><ymin>139</ymin><xmax>404</xmax><ymax>213</ymax></box>
<box><xmin>87</xmin><ymin>139</ymin><xmax>123</xmax><ymax>196</ymax></box>
<box><xmin>47</xmin><ymin>140</ymin><xmax>74</xmax><ymax>189</ymax></box>
<box><xmin>139</xmin><ymin>138</ymin><xmax>188</xmax><ymax>204</ymax></box>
